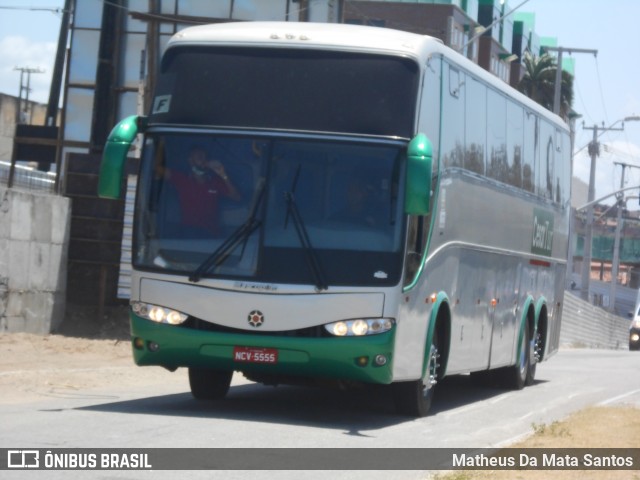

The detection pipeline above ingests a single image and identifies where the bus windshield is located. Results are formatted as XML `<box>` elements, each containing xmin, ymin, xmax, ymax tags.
<box><xmin>134</xmin><ymin>133</ymin><xmax>406</xmax><ymax>287</ymax></box>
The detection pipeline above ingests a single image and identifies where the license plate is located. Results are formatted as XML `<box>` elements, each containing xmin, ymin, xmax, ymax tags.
<box><xmin>233</xmin><ymin>346</ymin><xmax>278</xmax><ymax>364</ymax></box>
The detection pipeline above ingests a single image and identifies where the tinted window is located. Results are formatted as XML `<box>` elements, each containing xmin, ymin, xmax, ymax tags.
<box><xmin>442</xmin><ymin>65</ymin><xmax>465</xmax><ymax>168</ymax></box>
<box><xmin>134</xmin><ymin>133</ymin><xmax>407</xmax><ymax>287</ymax></box>
<box><xmin>487</xmin><ymin>89</ymin><xmax>507</xmax><ymax>181</ymax></box>
<box><xmin>506</xmin><ymin>101</ymin><xmax>524</xmax><ymax>188</ymax></box>
<box><xmin>465</xmin><ymin>76</ymin><xmax>486</xmax><ymax>175</ymax></box>
<box><xmin>538</xmin><ymin>120</ymin><xmax>555</xmax><ymax>200</ymax></box>
<box><xmin>150</xmin><ymin>47</ymin><xmax>419</xmax><ymax>138</ymax></box>
<box><xmin>523</xmin><ymin>111</ymin><xmax>537</xmax><ymax>193</ymax></box>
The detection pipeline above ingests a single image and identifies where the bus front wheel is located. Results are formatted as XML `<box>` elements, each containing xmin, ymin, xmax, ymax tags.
<box><xmin>188</xmin><ymin>368</ymin><xmax>232</xmax><ymax>400</ymax></box>
<box><xmin>393</xmin><ymin>330</ymin><xmax>440</xmax><ymax>417</ymax></box>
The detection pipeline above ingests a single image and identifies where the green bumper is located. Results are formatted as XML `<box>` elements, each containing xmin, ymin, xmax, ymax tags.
<box><xmin>130</xmin><ymin>313</ymin><xmax>395</xmax><ymax>384</ymax></box>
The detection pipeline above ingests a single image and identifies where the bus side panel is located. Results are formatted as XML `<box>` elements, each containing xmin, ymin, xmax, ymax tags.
<box><xmin>422</xmin><ymin>168</ymin><xmax>568</xmax><ymax>373</ymax></box>
<box><xmin>392</xmin><ymin>283</ymin><xmax>437</xmax><ymax>381</ymax></box>
<box><xmin>546</xmin><ymin>263</ymin><xmax>566</xmax><ymax>358</ymax></box>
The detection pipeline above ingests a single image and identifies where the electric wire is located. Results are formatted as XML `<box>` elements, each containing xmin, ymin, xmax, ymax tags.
<box><xmin>594</xmin><ymin>57</ymin><xmax>610</xmax><ymax>125</ymax></box>
<box><xmin>0</xmin><ymin>6</ymin><xmax>67</xmax><ymax>13</ymax></box>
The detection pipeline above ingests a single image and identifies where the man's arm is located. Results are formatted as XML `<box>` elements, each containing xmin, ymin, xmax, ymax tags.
<box><xmin>209</xmin><ymin>160</ymin><xmax>242</xmax><ymax>201</ymax></box>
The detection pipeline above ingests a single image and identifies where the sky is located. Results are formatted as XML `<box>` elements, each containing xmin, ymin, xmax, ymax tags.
<box><xmin>0</xmin><ymin>0</ymin><xmax>639</xmax><ymax>203</ymax></box>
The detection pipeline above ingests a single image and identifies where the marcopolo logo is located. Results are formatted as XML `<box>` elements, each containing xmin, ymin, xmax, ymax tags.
<box><xmin>531</xmin><ymin>209</ymin><xmax>554</xmax><ymax>257</ymax></box>
<box><xmin>248</xmin><ymin>310</ymin><xmax>265</xmax><ymax>328</ymax></box>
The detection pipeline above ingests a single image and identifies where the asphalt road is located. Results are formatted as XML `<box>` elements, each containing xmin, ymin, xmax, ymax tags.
<box><xmin>1</xmin><ymin>348</ymin><xmax>639</xmax><ymax>480</ymax></box>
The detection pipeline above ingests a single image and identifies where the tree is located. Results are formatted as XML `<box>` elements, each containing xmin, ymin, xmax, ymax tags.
<box><xmin>517</xmin><ymin>51</ymin><xmax>574</xmax><ymax>121</ymax></box>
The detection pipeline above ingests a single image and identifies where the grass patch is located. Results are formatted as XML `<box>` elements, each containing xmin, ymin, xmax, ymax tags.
<box><xmin>430</xmin><ymin>406</ymin><xmax>640</xmax><ymax>480</ymax></box>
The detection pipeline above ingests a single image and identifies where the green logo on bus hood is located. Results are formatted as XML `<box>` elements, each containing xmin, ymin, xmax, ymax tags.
<box><xmin>532</xmin><ymin>209</ymin><xmax>554</xmax><ymax>256</ymax></box>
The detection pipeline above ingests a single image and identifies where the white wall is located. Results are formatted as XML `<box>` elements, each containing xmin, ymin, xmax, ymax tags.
<box><xmin>0</xmin><ymin>187</ymin><xmax>71</xmax><ymax>334</ymax></box>
<box><xmin>561</xmin><ymin>291</ymin><xmax>630</xmax><ymax>350</ymax></box>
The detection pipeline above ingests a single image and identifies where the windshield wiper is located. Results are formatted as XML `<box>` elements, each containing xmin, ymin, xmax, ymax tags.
<box><xmin>189</xmin><ymin>179</ymin><xmax>266</xmax><ymax>283</ymax></box>
<box><xmin>284</xmin><ymin>166</ymin><xmax>328</xmax><ymax>291</ymax></box>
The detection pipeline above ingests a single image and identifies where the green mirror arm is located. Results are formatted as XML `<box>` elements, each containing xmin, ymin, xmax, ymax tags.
<box><xmin>98</xmin><ymin>116</ymin><xmax>146</xmax><ymax>199</ymax></box>
<box><xmin>405</xmin><ymin>133</ymin><xmax>433</xmax><ymax>215</ymax></box>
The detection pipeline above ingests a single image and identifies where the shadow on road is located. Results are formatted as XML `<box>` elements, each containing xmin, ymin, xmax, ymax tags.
<box><xmin>74</xmin><ymin>374</ymin><xmax>546</xmax><ymax>431</ymax></box>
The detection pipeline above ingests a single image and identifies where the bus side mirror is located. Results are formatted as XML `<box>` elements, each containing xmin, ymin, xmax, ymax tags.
<box><xmin>98</xmin><ymin>115</ymin><xmax>146</xmax><ymax>199</ymax></box>
<box><xmin>405</xmin><ymin>133</ymin><xmax>433</xmax><ymax>215</ymax></box>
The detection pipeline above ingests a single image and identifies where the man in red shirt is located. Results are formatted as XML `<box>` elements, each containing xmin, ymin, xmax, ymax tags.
<box><xmin>165</xmin><ymin>146</ymin><xmax>241</xmax><ymax>236</ymax></box>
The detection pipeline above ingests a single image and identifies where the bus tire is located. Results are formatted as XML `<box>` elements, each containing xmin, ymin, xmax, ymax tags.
<box><xmin>502</xmin><ymin>324</ymin><xmax>530</xmax><ymax>390</ymax></box>
<box><xmin>393</xmin><ymin>329</ymin><xmax>439</xmax><ymax>417</ymax></box>
<box><xmin>526</xmin><ymin>330</ymin><xmax>540</xmax><ymax>386</ymax></box>
<box><xmin>188</xmin><ymin>368</ymin><xmax>232</xmax><ymax>400</ymax></box>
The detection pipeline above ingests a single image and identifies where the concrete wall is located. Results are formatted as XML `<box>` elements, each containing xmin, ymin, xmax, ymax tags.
<box><xmin>0</xmin><ymin>187</ymin><xmax>71</xmax><ymax>334</ymax></box>
<box><xmin>560</xmin><ymin>291</ymin><xmax>630</xmax><ymax>350</ymax></box>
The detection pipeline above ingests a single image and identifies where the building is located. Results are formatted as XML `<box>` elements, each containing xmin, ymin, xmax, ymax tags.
<box><xmin>0</xmin><ymin>94</ymin><xmax>48</xmax><ymax>164</ymax></box>
<box><xmin>344</xmin><ymin>1</ymin><xmax>480</xmax><ymax>60</ymax></box>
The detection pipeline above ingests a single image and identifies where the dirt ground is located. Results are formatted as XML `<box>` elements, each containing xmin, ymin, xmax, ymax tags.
<box><xmin>0</xmin><ymin>332</ymin><xmax>143</xmax><ymax>403</ymax></box>
<box><xmin>0</xmin><ymin>306</ymin><xmax>180</xmax><ymax>404</ymax></box>
<box><xmin>0</xmin><ymin>328</ymin><xmax>638</xmax><ymax>479</ymax></box>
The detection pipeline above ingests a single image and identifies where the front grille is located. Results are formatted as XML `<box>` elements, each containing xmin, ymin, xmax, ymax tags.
<box><xmin>181</xmin><ymin>317</ymin><xmax>329</xmax><ymax>338</ymax></box>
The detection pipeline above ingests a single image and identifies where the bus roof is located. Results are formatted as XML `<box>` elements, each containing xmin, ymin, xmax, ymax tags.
<box><xmin>168</xmin><ymin>21</ymin><xmax>441</xmax><ymax>58</ymax></box>
<box><xmin>167</xmin><ymin>21</ymin><xmax>568</xmax><ymax>131</ymax></box>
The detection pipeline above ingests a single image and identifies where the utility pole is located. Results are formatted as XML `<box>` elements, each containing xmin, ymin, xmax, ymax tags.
<box><xmin>542</xmin><ymin>47</ymin><xmax>597</xmax><ymax>116</ymax></box>
<box><xmin>298</xmin><ymin>0</ymin><xmax>309</xmax><ymax>22</ymax></box>
<box><xmin>46</xmin><ymin>0</ymin><xmax>72</xmax><ymax>127</ymax></box>
<box><xmin>580</xmin><ymin>116</ymin><xmax>640</xmax><ymax>303</ymax></box>
<box><xmin>609</xmin><ymin>162</ymin><xmax>640</xmax><ymax>313</ymax></box>
<box><xmin>13</xmin><ymin>66</ymin><xmax>45</xmax><ymax>124</ymax></box>
<box><xmin>8</xmin><ymin>66</ymin><xmax>44</xmax><ymax>188</ymax></box>
<box><xmin>580</xmin><ymin>123</ymin><xmax>623</xmax><ymax>302</ymax></box>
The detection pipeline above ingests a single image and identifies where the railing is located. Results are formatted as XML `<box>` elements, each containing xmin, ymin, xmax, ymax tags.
<box><xmin>0</xmin><ymin>161</ymin><xmax>57</xmax><ymax>194</ymax></box>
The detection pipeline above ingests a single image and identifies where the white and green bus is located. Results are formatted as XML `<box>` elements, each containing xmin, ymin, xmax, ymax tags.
<box><xmin>99</xmin><ymin>22</ymin><xmax>570</xmax><ymax>416</ymax></box>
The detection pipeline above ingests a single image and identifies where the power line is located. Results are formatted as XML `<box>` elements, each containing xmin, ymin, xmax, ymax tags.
<box><xmin>574</xmin><ymin>76</ymin><xmax>594</xmax><ymax>126</ymax></box>
<box><xmin>594</xmin><ymin>57</ymin><xmax>610</xmax><ymax>124</ymax></box>
<box><xmin>0</xmin><ymin>5</ymin><xmax>67</xmax><ymax>13</ymax></box>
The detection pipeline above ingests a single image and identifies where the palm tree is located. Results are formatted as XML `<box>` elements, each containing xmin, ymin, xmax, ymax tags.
<box><xmin>517</xmin><ymin>51</ymin><xmax>574</xmax><ymax>121</ymax></box>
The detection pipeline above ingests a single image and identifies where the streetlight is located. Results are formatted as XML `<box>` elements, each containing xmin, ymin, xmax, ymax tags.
<box><xmin>543</xmin><ymin>47</ymin><xmax>597</xmax><ymax>116</ymax></box>
<box><xmin>458</xmin><ymin>0</ymin><xmax>532</xmax><ymax>53</ymax></box>
<box><xmin>580</xmin><ymin>116</ymin><xmax>640</xmax><ymax>306</ymax></box>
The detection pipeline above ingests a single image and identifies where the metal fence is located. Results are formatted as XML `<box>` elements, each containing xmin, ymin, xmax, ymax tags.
<box><xmin>0</xmin><ymin>161</ymin><xmax>56</xmax><ymax>194</ymax></box>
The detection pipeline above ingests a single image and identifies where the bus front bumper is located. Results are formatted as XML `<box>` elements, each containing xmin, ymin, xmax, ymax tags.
<box><xmin>129</xmin><ymin>313</ymin><xmax>395</xmax><ymax>384</ymax></box>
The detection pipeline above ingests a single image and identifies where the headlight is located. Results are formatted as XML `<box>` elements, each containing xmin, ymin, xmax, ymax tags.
<box><xmin>324</xmin><ymin>318</ymin><xmax>394</xmax><ymax>336</ymax></box>
<box><xmin>131</xmin><ymin>301</ymin><xmax>188</xmax><ymax>325</ymax></box>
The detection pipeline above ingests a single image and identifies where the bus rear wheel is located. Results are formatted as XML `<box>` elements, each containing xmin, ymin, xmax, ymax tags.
<box><xmin>526</xmin><ymin>330</ymin><xmax>541</xmax><ymax>386</ymax></box>
<box><xmin>502</xmin><ymin>325</ymin><xmax>530</xmax><ymax>390</ymax></box>
<box><xmin>188</xmin><ymin>368</ymin><xmax>232</xmax><ymax>400</ymax></box>
<box><xmin>393</xmin><ymin>330</ymin><xmax>439</xmax><ymax>417</ymax></box>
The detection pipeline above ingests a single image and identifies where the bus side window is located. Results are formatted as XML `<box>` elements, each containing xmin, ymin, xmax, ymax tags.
<box><xmin>442</xmin><ymin>64</ymin><xmax>464</xmax><ymax>169</ymax></box>
<box><xmin>523</xmin><ymin>111</ymin><xmax>537</xmax><ymax>193</ymax></box>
